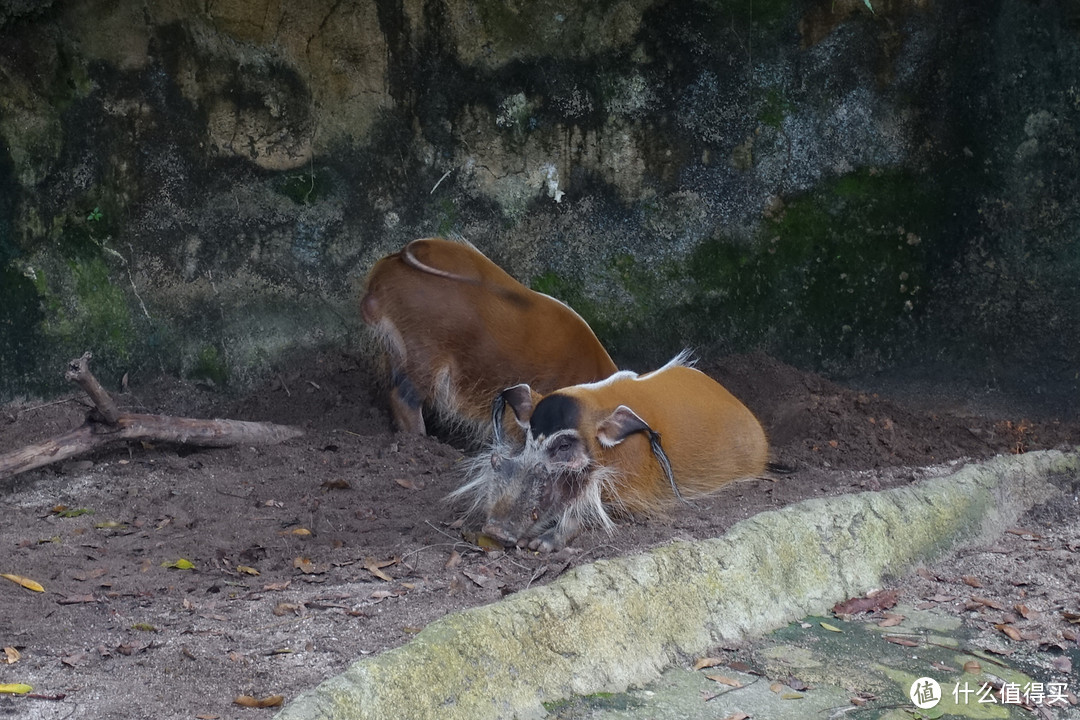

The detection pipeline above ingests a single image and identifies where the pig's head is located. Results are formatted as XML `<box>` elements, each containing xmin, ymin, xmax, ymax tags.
<box><xmin>453</xmin><ymin>381</ymin><xmax>654</xmax><ymax>551</ymax></box>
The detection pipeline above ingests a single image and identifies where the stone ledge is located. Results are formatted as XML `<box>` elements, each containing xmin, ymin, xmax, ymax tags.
<box><xmin>276</xmin><ymin>449</ymin><xmax>1078</xmax><ymax>720</ymax></box>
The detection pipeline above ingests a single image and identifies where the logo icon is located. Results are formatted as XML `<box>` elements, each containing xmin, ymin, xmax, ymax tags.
<box><xmin>910</xmin><ymin>677</ymin><xmax>942</xmax><ymax>709</ymax></box>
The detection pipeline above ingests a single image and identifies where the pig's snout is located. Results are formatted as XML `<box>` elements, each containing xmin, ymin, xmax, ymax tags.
<box><xmin>481</xmin><ymin>520</ymin><xmax>520</xmax><ymax>548</ymax></box>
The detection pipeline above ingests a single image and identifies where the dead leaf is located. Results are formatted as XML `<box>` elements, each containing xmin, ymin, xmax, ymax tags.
<box><xmin>364</xmin><ymin>556</ymin><xmax>399</xmax><ymax>582</ymax></box>
<box><xmin>236</xmin><ymin>565</ymin><xmax>260</xmax><ymax>576</ymax></box>
<box><xmin>1051</xmin><ymin>656</ymin><xmax>1072</xmax><ymax>673</ymax></box>
<box><xmin>1</xmin><ymin>573</ymin><xmax>44</xmax><ymax>592</ymax></box>
<box><xmin>994</xmin><ymin>623</ymin><xmax>1022</xmax><ymax>642</ymax></box>
<box><xmin>693</xmin><ymin>656</ymin><xmax>725</xmax><ymax>671</ymax></box>
<box><xmin>962</xmin><ymin>575</ymin><xmax>983</xmax><ymax>588</ymax></box>
<box><xmin>3</xmin><ymin>647</ymin><xmax>19</xmax><ymax>664</ymax></box>
<box><xmin>280</xmin><ymin>527</ymin><xmax>311</xmax><ymax>538</ymax></box>
<box><xmin>704</xmin><ymin>674</ymin><xmax>743</xmax><ymax>688</ymax></box>
<box><xmin>963</xmin><ymin>660</ymin><xmax>982</xmax><ymax>674</ymax></box>
<box><xmin>971</xmin><ymin>596</ymin><xmax>1006</xmax><ymax>610</ymax></box>
<box><xmin>444</xmin><ymin>551</ymin><xmax>463</xmax><ymax>569</ymax></box>
<box><xmin>234</xmin><ymin>695</ymin><xmax>284</xmax><ymax>708</ymax></box>
<box><xmin>73</xmin><ymin>567</ymin><xmax>108</xmax><ymax>582</ymax></box>
<box><xmin>833</xmin><ymin>589</ymin><xmax>898</xmax><ymax>616</ymax></box>
<box><xmin>273</xmin><ymin>602</ymin><xmax>304</xmax><ymax>616</ymax></box>
<box><xmin>393</xmin><ymin>476</ymin><xmax>424</xmax><ymax>491</ymax></box>
<box><xmin>262</xmin><ymin>580</ymin><xmax>291</xmax><ymax>591</ymax></box>
<box><xmin>370</xmin><ymin>589</ymin><xmax>399</xmax><ymax>600</ymax></box>
<box><xmin>1062</xmin><ymin>611</ymin><xmax>1080</xmax><ymax>624</ymax></box>
<box><xmin>462</xmin><ymin>566</ymin><xmax>504</xmax><ymax>590</ymax></box>
<box><xmin>292</xmin><ymin>557</ymin><xmax>325</xmax><ymax>575</ymax></box>
<box><xmin>819</xmin><ymin>621</ymin><xmax>842</xmax><ymax>632</ymax></box>
<box><xmin>321</xmin><ymin>478</ymin><xmax>351</xmax><ymax>490</ymax></box>
<box><xmin>61</xmin><ymin>651</ymin><xmax>89</xmax><ymax>667</ymax></box>
<box><xmin>720</xmin><ymin>714</ymin><xmax>750</xmax><ymax>720</ymax></box>
<box><xmin>878</xmin><ymin>613</ymin><xmax>904</xmax><ymax>627</ymax></box>
<box><xmin>884</xmin><ymin>635</ymin><xmax>919</xmax><ymax>647</ymax></box>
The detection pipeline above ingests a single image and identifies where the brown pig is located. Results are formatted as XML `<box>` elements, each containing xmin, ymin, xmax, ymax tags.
<box><xmin>360</xmin><ymin>237</ymin><xmax>617</xmax><ymax>439</ymax></box>
<box><xmin>453</xmin><ymin>352</ymin><xmax>769</xmax><ymax>551</ymax></box>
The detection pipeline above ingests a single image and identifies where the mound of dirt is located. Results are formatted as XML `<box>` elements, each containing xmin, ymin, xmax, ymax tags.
<box><xmin>1</xmin><ymin>351</ymin><xmax>1077</xmax><ymax>720</ymax></box>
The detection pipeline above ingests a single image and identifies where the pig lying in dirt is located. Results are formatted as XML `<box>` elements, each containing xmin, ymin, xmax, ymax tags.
<box><xmin>453</xmin><ymin>353</ymin><xmax>769</xmax><ymax>551</ymax></box>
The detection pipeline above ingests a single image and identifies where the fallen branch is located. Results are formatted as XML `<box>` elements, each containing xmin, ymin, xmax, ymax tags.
<box><xmin>0</xmin><ymin>352</ymin><xmax>304</xmax><ymax>480</ymax></box>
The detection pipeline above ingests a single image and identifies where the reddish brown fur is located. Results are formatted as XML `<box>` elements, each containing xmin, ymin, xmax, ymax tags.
<box><xmin>562</xmin><ymin>363</ymin><xmax>769</xmax><ymax>514</ymax></box>
<box><xmin>361</xmin><ymin>237</ymin><xmax>617</xmax><ymax>437</ymax></box>
<box><xmin>463</xmin><ymin>357</ymin><xmax>771</xmax><ymax>551</ymax></box>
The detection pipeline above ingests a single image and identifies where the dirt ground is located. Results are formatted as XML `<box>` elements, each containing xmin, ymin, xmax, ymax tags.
<box><xmin>1</xmin><ymin>350</ymin><xmax>1078</xmax><ymax>720</ymax></box>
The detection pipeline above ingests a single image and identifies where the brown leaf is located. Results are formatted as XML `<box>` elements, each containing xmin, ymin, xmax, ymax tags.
<box><xmin>234</xmin><ymin>695</ymin><xmax>284</xmax><ymax>708</ymax></box>
<box><xmin>1051</xmin><ymin>656</ymin><xmax>1072</xmax><ymax>674</ymax></box>
<box><xmin>961</xmin><ymin>575</ymin><xmax>983</xmax><ymax>588</ymax></box>
<box><xmin>57</xmin><ymin>594</ymin><xmax>97</xmax><ymax>605</ymax></box>
<box><xmin>369</xmin><ymin>589</ymin><xmax>400</xmax><ymax>600</ymax></box>
<box><xmin>61</xmin><ymin>651</ymin><xmax>89</xmax><ymax>667</ymax></box>
<box><xmin>971</xmin><ymin>596</ymin><xmax>1006</xmax><ymax>610</ymax></box>
<box><xmin>1015</xmin><ymin>603</ymin><xmax>1038</xmax><ymax>619</ymax></box>
<box><xmin>444</xmin><ymin>551</ymin><xmax>463</xmax><ymax>569</ymax></box>
<box><xmin>393</xmin><ymin>476</ymin><xmax>424</xmax><ymax>491</ymax></box>
<box><xmin>1062</xmin><ymin>611</ymin><xmax>1080</xmax><ymax>624</ymax></box>
<box><xmin>462</xmin><ymin>566</ymin><xmax>504</xmax><ymax>590</ymax></box>
<box><xmin>272</xmin><ymin>602</ymin><xmax>304</xmax><ymax>617</ymax></box>
<box><xmin>2</xmin><ymin>647</ymin><xmax>18</xmax><ymax>665</ymax></box>
<box><xmin>704</xmin><ymin>674</ymin><xmax>743</xmax><ymax>688</ymax></box>
<box><xmin>878</xmin><ymin>613</ymin><xmax>904</xmax><ymax>627</ymax></box>
<box><xmin>884</xmin><ymin>635</ymin><xmax>919</xmax><ymax>647</ymax></box>
<box><xmin>963</xmin><ymin>660</ymin><xmax>982</xmax><ymax>674</ymax></box>
<box><xmin>72</xmin><ymin>567</ymin><xmax>108</xmax><ymax>582</ymax></box>
<box><xmin>262</xmin><ymin>580</ymin><xmax>291</xmax><ymax>591</ymax></box>
<box><xmin>720</xmin><ymin>714</ymin><xmax>750</xmax><ymax>720</ymax></box>
<box><xmin>832</xmin><ymin>589</ymin><xmax>898</xmax><ymax>616</ymax></box>
<box><xmin>364</xmin><ymin>561</ymin><xmax>395</xmax><ymax>582</ymax></box>
<box><xmin>693</xmin><ymin>656</ymin><xmax>725</xmax><ymax>671</ymax></box>
<box><xmin>321</xmin><ymin>479</ymin><xmax>351</xmax><ymax>490</ymax></box>
<box><xmin>993</xmin><ymin>621</ymin><xmax>1022</xmax><ymax>641</ymax></box>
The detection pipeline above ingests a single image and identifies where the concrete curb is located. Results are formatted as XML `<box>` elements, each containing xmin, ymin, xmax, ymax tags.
<box><xmin>275</xmin><ymin>449</ymin><xmax>1079</xmax><ymax>720</ymax></box>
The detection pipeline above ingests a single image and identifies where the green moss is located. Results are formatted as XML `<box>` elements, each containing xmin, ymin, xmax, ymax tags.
<box><xmin>190</xmin><ymin>345</ymin><xmax>229</xmax><ymax>386</ymax></box>
<box><xmin>543</xmin><ymin>690</ymin><xmax>641</xmax><ymax>717</ymax></box>
<box><xmin>30</xmin><ymin>247</ymin><xmax>134</xmax><ymax>367</ymax></box>
<box><xmin>758</xmin><ymin>87</ymin><xmax>793</xmax><ymax>128</ymax></box>
<box><xmin>679</xmin><ymin>169</ymin><xmax>939</xmax><ymax>370</ymax></box>
<box><xmin>711</xmin><ymin>0</ymin><xmax>796</xmax><ymax>31</ymax></box>
<box><xmin>434</xmin><ymin>198</ymin><xmax>460</xmax><ymax>238</ymax></box>
<box><xmin>273</xmin><ymin>168</ymin><xmax>333</xmax><ymax>205</ymax></box>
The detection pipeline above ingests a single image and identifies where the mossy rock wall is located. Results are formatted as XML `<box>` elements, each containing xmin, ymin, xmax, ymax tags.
<box><xmin>1</xmin><ymin>0</ymin><xmax>1078</xmax><ymax>403</ymax></box>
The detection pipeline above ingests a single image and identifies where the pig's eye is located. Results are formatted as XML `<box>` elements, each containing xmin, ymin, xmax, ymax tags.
<box><xmin>553</xmin><ymin>439</ymin><xmax>571</xmax><ymax>454</ymax></box>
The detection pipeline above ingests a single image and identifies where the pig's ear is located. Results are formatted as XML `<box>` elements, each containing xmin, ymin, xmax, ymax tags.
<box><xmin>492</xmin><ymin>384</ymin><xmax>539</xmax><ymax>443</ymax></box>
<box><xmin>596</xmin><ymin>405</ymin><xmax>651</xmax><ymax>447</ymax></box>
